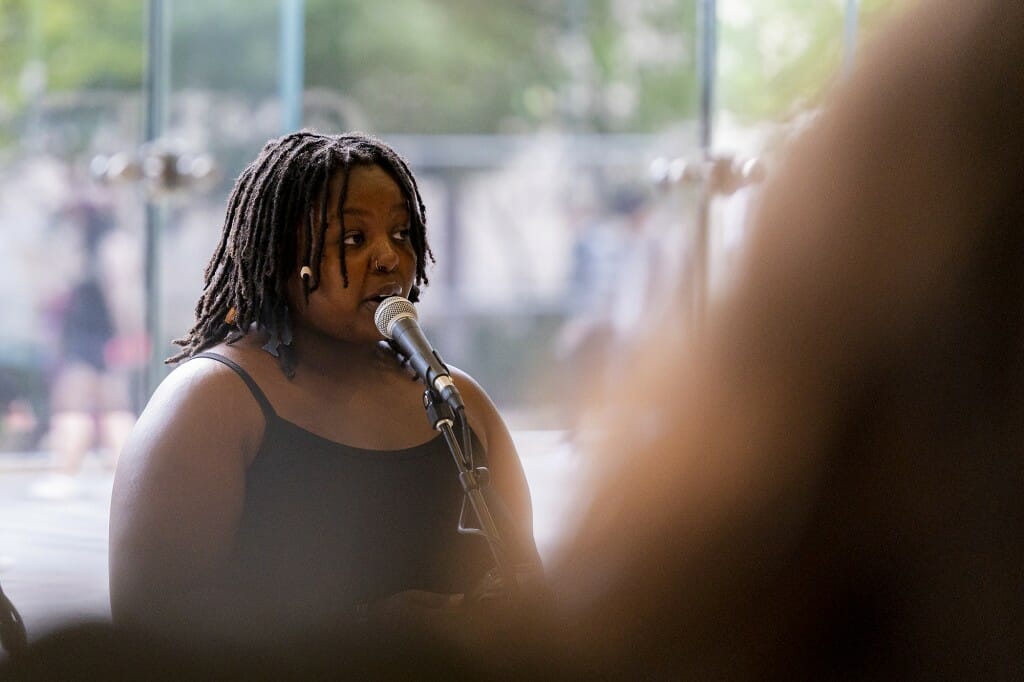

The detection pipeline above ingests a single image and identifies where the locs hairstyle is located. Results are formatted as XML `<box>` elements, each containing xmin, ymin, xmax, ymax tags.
<box><xmin>168</xmin><ymin>130</ymin><xmax>433</xmax><ymax>372</ymax></box>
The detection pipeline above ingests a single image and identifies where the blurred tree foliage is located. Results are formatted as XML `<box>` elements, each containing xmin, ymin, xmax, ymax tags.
<box><xmin>302</xmin><ymin>0</ymin><xmax>697</xmax><ymax>134</ymax></box>
<box><xmin>0</xmin><ymin>0</ymin><xmax>142</xmax><ymax>149</ymax></box>
<box><xmin>170</xmin><ymin>0</ymin><xmax>279</xmax><ymax>95</ymax></box>
<box><xmin>305</xmin><ymin>0</ymin><xmax>565</xmax><ymax>133</ymax></box>
<box><xmin>0</xmin><ymin>0</ymin><xmax>912</xmax><ymax>149</ymax></box>
<box><xmin>718</xmin><ymin>0</ymin><xmax>846</xmax><ymax>123</ymax></box>
<box><xmin>717</xmin><ymin>0</ymin><xmax>915</xmax><ymax>124</ymax></box>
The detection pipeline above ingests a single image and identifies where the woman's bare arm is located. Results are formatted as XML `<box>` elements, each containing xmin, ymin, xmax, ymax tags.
<box><xmin>108</xmin><ymin>358</ymin><xmax>264</xmax><ymax>640</ymax></box>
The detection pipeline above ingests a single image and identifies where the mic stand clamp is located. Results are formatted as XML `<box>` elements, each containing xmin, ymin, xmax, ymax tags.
<box><xmin>422</xmin><ymin>389</ymin><xmax>519</xmax><ymax>600</ymax></box>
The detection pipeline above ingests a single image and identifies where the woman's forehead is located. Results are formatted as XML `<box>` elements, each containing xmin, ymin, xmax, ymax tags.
<box><xmin>327</xmin><ymin>164</ymin><xmax>408</xmax><ymax>210</ymax></box>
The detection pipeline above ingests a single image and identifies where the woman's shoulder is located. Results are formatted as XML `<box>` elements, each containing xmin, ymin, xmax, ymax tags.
<box><xmin>172</xmin><ymin>334</ymin><xmax>285</xmax><ymax>390</ymax></box>
<box><xmin>150</xmin><ymin>336</ymin><xmax>282</xmax><ymax>426</ymax></box>
<box><xmin>131</xmin><ymin>339</ymin><xmax>273</xmax><ymax>466</ymax></box>
<box><xmin>447</xmin><ymin>366</ymin><xmax>509</xmax><ymax>455</ymax></box>
<box><xmin>447</xmin><ymin>366</ymin><xmax>493</xmax><ymax>412</ymax></box>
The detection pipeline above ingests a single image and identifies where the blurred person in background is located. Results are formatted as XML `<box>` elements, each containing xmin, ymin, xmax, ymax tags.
<box><xmin>107</xmin><ymin>131</ymin><xmax>541</xmax><ymax>650</ymax></box>
<box><xmin>30</xmin><ymin>197</ymin><xmax>136</xmax><ymax>500</ymax></box>
<box><xmin>555</xmin><ymin>180</ymin><xmax>652</xmax><ymax>434</ymax></box>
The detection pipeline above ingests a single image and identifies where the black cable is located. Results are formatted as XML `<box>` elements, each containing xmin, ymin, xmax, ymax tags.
<box><xmin>0</xmin><ymin>579</ymin><xmax>27</xmax><ymax>657</ymax></box>
<box><xmin>458</xmin><ymin>405</ymin><xmax>473</xmax><ymax>470</ymax></box>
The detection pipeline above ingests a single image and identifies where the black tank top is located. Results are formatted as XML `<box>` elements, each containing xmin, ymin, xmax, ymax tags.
<box><xmin>194</xmin><ymin>352</ymin><xmax>497</xmax><ymax>634</ymax></box>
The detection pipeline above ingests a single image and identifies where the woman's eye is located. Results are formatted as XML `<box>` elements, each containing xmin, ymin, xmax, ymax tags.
<box><xmin>343</xmin><ymin>232</ymin><xmax>364</xmax><ymax>246</ymax></box>
<box><xmin>392</xmin><ymin>227</ymin><xmax>411</xmax><ymax>241</ymax></box>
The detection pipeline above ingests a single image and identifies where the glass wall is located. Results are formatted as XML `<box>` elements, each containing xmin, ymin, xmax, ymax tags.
<box><xmin>0</xmin><ymin>0</ymin><xmax>147</xmax><ymax>631</ymax></box>
<box><xmin>0</xmin><ymin>0</ymin><xmax>919</xmax><ymax>456</ymax></box>
<box><xmin>0</xmin><ymin>0</ymin><xmax>297</xmax><ymax>457</ymax></box>
<box><xmin>152</xmin><ymin>0</ymin><xmax>292</xmax><ymax>383</ymax></box>
<box><xmin>0</xmin><ymin>1</ymin><xmax>145</xmax><ymax>459</ymax></box>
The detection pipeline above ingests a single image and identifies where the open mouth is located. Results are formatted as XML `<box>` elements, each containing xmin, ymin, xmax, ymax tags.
<box><xmin>363</xmin><ymin>291</ymin><xmax>403</xmax><ymax>310</ymax></box>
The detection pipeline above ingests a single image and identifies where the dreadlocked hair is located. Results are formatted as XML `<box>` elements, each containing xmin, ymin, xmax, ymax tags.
<box><xmin>168</xmin><ymin>130</ymin><xmax>434</xmax><ymax>371</ymax></box>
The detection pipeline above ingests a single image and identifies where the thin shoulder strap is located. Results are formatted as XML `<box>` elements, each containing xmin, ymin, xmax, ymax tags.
<box><xmin>192</xmin><ymin>351</ymin><xmax>277</xmax><ymax>419</ymax></box>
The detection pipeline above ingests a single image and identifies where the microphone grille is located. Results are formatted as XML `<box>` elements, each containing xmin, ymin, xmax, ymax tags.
<box><xmin>374</xmin><ymin>296</ymin><xmax>417</xmax><ymax>339</ymax></box>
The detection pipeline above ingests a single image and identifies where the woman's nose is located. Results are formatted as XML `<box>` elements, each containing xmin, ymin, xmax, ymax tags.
<box><xmin>371</xmin><ymin>240</ymin><xmax>400</xmax><ymax>273</ymax></box>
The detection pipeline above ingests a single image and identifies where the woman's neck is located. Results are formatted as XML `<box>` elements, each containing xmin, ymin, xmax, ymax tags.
<box><xmin>287</xmin><ymin>325</ymin><xmax>396</xmax><ymax>384</ymax></box>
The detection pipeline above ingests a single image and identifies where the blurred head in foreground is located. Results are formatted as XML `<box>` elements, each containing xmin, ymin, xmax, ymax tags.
<box><xmin>544</xmin><ymin>0</ymin><xmax>1024</xmax><ymax>678</ymax></box>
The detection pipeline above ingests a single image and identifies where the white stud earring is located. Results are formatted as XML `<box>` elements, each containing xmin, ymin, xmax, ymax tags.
<box><xmin>300</xmin><ymin>265</ymin><xmax>313</xmax><ymax>281</ymax></box>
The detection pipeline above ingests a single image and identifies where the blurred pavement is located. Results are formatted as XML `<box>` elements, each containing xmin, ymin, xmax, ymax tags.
<box><xmin>0</xmin><ymin>460</ymin><xmax>113</xmax><ymax>646</ymax></box>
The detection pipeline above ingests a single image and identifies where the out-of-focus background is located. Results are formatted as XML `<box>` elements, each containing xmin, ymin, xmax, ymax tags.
<box><xmin>0</xmin><ymin>0</ymin><xmax>911</xmax><ymax>639</ymax></box>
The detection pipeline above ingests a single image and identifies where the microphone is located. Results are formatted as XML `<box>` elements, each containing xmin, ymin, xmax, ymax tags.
<box><xmin>374</xmin><ymin>296</ymin><xmax>465</xmax><ymax>411</ymax></box>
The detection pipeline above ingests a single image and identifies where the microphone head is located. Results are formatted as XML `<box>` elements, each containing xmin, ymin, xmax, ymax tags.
<box><xmin>374</xmin><ymin>296</ymin><xmax>417</xmax><ymax>339</ymax></box>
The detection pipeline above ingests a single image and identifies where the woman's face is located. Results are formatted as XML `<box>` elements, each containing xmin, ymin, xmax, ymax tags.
<box><xmin>287</xmin><ymin>163</ymin><xmax>417</xmax><ymax>344</ymax></box>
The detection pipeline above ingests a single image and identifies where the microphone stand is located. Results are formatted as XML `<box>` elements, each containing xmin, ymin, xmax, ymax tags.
<box><xmin>421</xmin><ymin>389</ymin><xmax>519</xmax><ymax>600</ymax></box>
